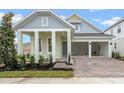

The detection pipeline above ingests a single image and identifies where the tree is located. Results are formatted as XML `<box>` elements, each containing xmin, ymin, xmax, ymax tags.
<box><xmin>0</xmin><ymin>12</ymin><xmax>17</xmax><ymax>70</ymax></box>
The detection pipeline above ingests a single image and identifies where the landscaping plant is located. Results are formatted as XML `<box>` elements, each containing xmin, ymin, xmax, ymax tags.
<box><xmin>112</xmin><ymin>51</ymin><xmax>115</xmax><ymax>58</ymax></box>
<box><xmin>18</xmin><ymin>54</ymin><xmax>26</xmax><ymax>70</ymax></box>
<box><xmin>0</xmin><ymin>12</ymin><xmax>17</xmax><ymax>70</ymax></box>
<box><xmin>38</xmin><ymin>55</ymin><xmax>45</xmax><ymax>66</ymax></box>
<box><xmin>29</xmin><ymin>55</ymin><xmax>35</xmax><ymax>68</ymax></box>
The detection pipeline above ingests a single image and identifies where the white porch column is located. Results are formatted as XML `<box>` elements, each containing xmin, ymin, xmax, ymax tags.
<box><xmin>31</xmin><ymin>35</ymin><xmax>34</xmax><ymax>55</ymax></box>
<box><xmin>52</xmin><ymin>31</ymin><xmax>56</xmax><ymax>62</ymax></box>
<box><xmin>34</xmin><ymin>31</ymin><xmax>39</xmax><ymax>63</ymax></box>
<box><xmin>67</xmin><ymin>30</ymin><xmax>71</xmax><ymax>63</ymax></box>
<box><xmin>108</xmin><ymin>41</ymin><xmax>112</xmax><ymax>57</ymax></box>
<box><xmin>18</xmin><ymin>31</ymin><xmax>23</xmax><ymax>55</ymax></box>
<box><xmin>88</xmin><ymin>41</ymin><xmax>92</xmax><ymax>58</ymax></box>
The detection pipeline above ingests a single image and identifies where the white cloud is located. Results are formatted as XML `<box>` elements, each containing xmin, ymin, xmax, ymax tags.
<box><xmin>0</xmin><ymin>12</ymin><xmax>4</xmax><ymax>23</ymax></box>
<box><xmin>60</xmin><ymin>15</ymin><xmax>67</xmax><ymax>19</ymax></box>
<box><xmin>92</xmin><ymin>18</ymin><xmax>101</xmax><ymax>22</ymax></box>
<box><xmin>12</xmin><ymin>14</ymin><xmax>23</xmax><ymax>24</ymax></box>
<box><xmin>89</xmin><ymin>9</ymin><xmax>104</xmax><ymax>12</ymax></box>
<box><xmin>101</xmin><ymin>17</ymin><xmax>121</xmax><ymax>26</ymax></box>
<box><xmin>0</xmin><ymin>12</ymin><xmax>23</xmax><ymax>24</ymax></box>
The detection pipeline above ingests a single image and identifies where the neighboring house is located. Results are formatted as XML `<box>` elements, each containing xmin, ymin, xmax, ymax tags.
<box><xmin>105</xmin><ymin>18</ymin><xmax>124</xmax><ymax>56</ymax></box>
<box><xmin>13</xmin><ymin>10</ymin><xmax>114</xmax><ymax>63</ymax></box>
<box><xmin>23</xmin><ymin>43</ymin><xmax>30</xmax><ymax>54</ymax></box>
<box><xmin>15</xmin><ymin>43</ymin><xmax>30</xmax><ymax>54</ymax></box>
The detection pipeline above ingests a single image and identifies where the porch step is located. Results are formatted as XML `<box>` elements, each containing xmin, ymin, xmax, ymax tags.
<box><xmin>53</xmin><ymin>62</ymin><xmax>73</xmax><ymax>70</ymax></box>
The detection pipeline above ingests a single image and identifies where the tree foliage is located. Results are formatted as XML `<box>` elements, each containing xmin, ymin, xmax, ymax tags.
<box><xmin>0</xmin><ymin>12</ymin><xmax>17</xmax><ymax>70</ymax></box>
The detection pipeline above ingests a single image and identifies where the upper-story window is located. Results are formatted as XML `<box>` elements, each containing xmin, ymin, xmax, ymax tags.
<box><xmin>117</xmin><ymin>25</ymin><xmax>121</xmax><ymax>33</ymax></box>
<box><xmin>41</xmin><ymin>17</ymin><xmax>48</xmax><ymax>26</ymax></box>
<box><xmin>74</xmin><ymin>24</ymin><xmax>80</xmax><ymax>32</ymax></box>
<box><xmin>110</xmin><ymin>29</ymin><xmax>113</xmax><ymax>35</ymax></box>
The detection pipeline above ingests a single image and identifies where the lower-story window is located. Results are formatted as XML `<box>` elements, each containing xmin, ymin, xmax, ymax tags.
<box><xmin>114</xmin><ymin>43</ymin><xmax>116</xmax><ymax>49</ymax></box>
<box><xmin>39</xmin><ymin>38</ymin><xmax>41</xmax><ymax>52</ymax></box>
<box><xmin>48</xmin><ymin>38</ymin><xmax>52</xmax><ymax>52</ymax></box>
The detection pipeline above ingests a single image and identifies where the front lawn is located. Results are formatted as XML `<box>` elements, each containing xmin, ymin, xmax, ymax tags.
<box><xmin>0</xmin><ymin>71</ymin><xmax>73</xmax><ymax>78</ymax></box>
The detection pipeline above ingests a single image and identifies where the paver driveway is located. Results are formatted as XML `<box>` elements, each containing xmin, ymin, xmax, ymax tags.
<box><xmin>73</xmin><ymin>57</ymin><xmax>124</xmax><ymax>77</ymax></box>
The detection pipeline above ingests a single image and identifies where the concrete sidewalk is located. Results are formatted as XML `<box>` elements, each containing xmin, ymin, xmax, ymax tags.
<box><xmin>1</xmin><ymin>78</ymin><xmax>124</xmax><ymax>84</ymax></box>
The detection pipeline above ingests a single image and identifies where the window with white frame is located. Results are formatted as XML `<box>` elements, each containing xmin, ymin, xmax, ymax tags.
<box><xmin>41</xmin><ymin>17</ymin><xmax>48</xmax><ymax>26</ymax></box>
<box><xmin>110</xmin><ymin>29</ymin><xmax>113</xmax><ymax>35</ymax></box>
<box><xmin>114</xmin><ymin>43</ymin><xmax>117</xmax><ymax>49</ymax></box>
<box><xmin>48</xmin><ymin>38</ymin><xmax>52</xmax><ymax>52</ymax></box>
<box><xmin>74</xmin><ymin>24</ymin><xmax>80</xmax><ymax>32</ymax></box>
<box><xmin>39</xmin><ymin>38</ymin><xmax>42</xmax><ymax>52</ymax></box>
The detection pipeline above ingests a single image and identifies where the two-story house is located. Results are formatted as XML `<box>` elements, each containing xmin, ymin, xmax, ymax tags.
<box><xmin>105</xmin><ymin>18</ymin><xmax>124</xmax><ymax>56</ymax></box>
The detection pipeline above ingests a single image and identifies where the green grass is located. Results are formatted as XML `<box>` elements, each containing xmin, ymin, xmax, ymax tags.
<box><xmin>0</xmin><ymin>71</ymin><xmax>73</xmax><ymax>78</ymax></box>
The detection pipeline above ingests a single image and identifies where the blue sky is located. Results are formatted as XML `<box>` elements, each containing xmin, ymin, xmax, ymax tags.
<box><xmin>0</xmin><ymin>9</ymin><xmax>124</xmax><ymax>43</ymax></box>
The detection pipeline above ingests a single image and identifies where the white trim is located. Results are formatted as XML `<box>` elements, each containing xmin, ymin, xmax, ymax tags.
<box><xmin>67</xmin><ymin>30</ymin><xmax>71</xmax><ymax>63</ymax></box>
<box><xmin>41</xmin><ymin>17</ymin><xmax>48</xmax><ymax>26</ymax></box>
<box><xmin>17</xmin><ymin>28</ymin><xmax>70</xmax><ymax>32</ymax></box>
<box><xmin>88</xmin><ymin>41</ymin><xmax>91</xmax><ymax>58</ymax></box>
<box><xmin>52</xmin><ymin>31</ymin><xmax>56</xmax><ymax>62</ymax></box>
<box><xmin>72</xmin><ymin>39</ymin><xmax>110</xmax><ymax>42</ymax></box>
<box><xmin>108</xmin><ymin>41</ymin><xmax>112</xmax><ymax>57</ymax></box>
<box><xmin>73</xmin><ymin>36</ymin><xmax>113</xmax><ymax>39</ymax></box>
<box><xmin>34</xmin><ymin>31</ymin><xmax>39</xmax><ymax>63</ymax></box>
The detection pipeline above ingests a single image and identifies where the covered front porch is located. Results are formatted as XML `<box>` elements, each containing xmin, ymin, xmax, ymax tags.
<box><xmin>17</xmin><ymin>28</ymin><xmax>72</xmax><ymax>63</ymax></box>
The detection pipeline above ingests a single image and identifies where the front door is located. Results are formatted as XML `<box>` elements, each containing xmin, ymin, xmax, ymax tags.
<box><xmin>63</xmin><ymin>41</ymin><xmax>67</xmax><ymax>56</ymax></box>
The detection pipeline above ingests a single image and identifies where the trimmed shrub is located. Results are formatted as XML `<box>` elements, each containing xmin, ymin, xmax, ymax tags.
<box><xmin>112</xmin><ymin>51</ymin><xmax>115</xmax><ymax>58</ymax></box>
<box><xmin>119</xmin><ymin>56</ymin><xmax>124</xmax><ymax>61</ymax></box>
<box><xmin>39</xmin><ymin>55</ymin><xmax>45</xmax><ymax>66</ymax></box>
<box><xmin>112</xmin><ymin>51</ymin><xmax>120</xmax><ymax>59</ymax></box>
<box><xmin>29</xmin><ymin>55</ymin><xmax>36</xmax><ymax>68</ymax></box>
<box><xmin>114</xmin><ymin>52</ymin><xmax>120</xmax><ymax>59</ymax></box>
<box><xmin>18</xmin><ymin>54</ymin><xmax>26</xmax><ymax>70</ymax></box>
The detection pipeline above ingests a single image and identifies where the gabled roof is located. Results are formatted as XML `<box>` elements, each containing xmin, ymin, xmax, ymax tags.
<box><xmin>13</xmin><ymin>10</ymin><xmax>75</xmax><ymax>30</ymax></box>
<box><xmin>104</xmin><ymin>17</ymin><xmax>124</xmax><ymax>32</ymax></box>
<box><xmin>67</xmin><ymin>14</ymin><xmax>104</xmax><ymax>33</ymax></box>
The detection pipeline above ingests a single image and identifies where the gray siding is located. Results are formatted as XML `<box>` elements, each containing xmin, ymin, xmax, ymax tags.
<box><xmin>20</xmin><ymin>15</ymin><xmax>68</xmax><ymax>29</ymax></box>
<box><xmin>71</xmin><ymin>21</ymin><xmax>101</xmax><ymax>33</ymax></box>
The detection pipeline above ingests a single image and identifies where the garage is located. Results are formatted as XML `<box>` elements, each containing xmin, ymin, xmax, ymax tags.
<box><xmin>71</xmin><ymin>41</ymin><xmax>110</xmax><ymax>57</ymax></box>
<box><xmin>72</xmin><ymin>42</ymin><xmax>88</xmax><ymax>56</ymax></box>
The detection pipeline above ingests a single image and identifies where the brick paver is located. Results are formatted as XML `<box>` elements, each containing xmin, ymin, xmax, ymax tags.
<box><xmin>73</xmin><ymin>57</ymin><xmax>124</xmax><ymax>77</ymax></box>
